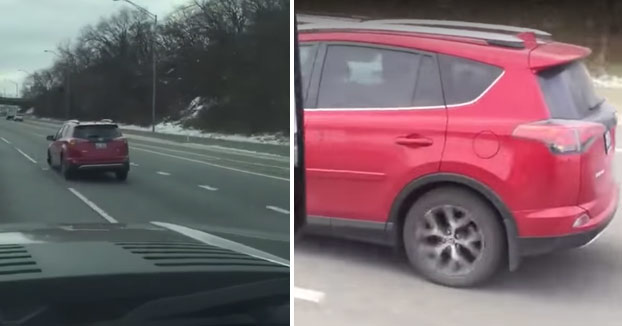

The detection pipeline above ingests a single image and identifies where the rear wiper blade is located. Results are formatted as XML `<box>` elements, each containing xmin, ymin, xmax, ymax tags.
<box><xmin>588</xmin><ymin>98</ymin><xmax>606</xmax><ymax>111</ymax></box>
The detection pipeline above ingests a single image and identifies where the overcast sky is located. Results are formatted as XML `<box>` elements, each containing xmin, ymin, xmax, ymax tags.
<box><xmin>0</xmin><ymin>0</ymin><xmax>190</xmax><ymax>96</ymax></box>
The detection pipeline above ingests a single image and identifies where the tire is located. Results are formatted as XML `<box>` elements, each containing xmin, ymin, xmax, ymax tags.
<box><xmin>47</xmin><ymin>150</ymin><xmax>52</xmax><ymax>166</ymax></box>
<box><xmin>60</xmin><ymin>155</ymin><xmax>73</xmax><ymax>180</ymax></box>
<box><xmin>115</xmin><ymin>170</ymin><xmax>128</xmax><ymax>181</ymax></box>
<box><xmin>402</xmin><ymin>186</ymin><xmax>505</xmax><ymax>287</ymax></box>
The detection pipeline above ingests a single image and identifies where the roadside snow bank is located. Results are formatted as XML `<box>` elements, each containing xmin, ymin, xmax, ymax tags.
<box><xmin>593</xmin><ymin>75</ymin><xmax>622</xmax><ymax>89</ymax></box>
<box><xmin>120</xmin><ymin>122</ymin><xmax>288</xmax><ymax>146</ymax></box>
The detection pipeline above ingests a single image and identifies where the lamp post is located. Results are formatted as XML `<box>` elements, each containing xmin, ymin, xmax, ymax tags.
<box><xmin>113</xmin><ymin>0</ymin><xmax>157</xmax><ymax>132</ymax></box>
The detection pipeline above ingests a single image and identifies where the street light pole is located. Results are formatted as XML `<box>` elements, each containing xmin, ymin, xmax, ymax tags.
<box><xmin>114</xmin><ymin>0</ymin><xmax>157</xmax><ymax>132</ymax></box>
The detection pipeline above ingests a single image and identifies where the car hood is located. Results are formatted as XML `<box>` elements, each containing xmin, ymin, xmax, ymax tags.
<box><xmin>0</xmin><ymin>221</ymin><xmax>289</xmax><ymax>267</ymax></box>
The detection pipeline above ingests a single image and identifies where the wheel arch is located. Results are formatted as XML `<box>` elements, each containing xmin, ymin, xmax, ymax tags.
<box><xmin>387</xmin><ymin>172</ymin><xmax>520</xmax><ymax>271</ymax></box>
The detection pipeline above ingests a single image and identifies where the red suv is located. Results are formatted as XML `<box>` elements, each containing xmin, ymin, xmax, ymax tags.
<box><xmin>47</xmin><ymin>120</ymin><xmax>130</xmax><ymax>181</ymax></box>
<box><xmin>298</xmin><ymin>16</ymin><xmax>619</xmax><ymax>286</ymax></box>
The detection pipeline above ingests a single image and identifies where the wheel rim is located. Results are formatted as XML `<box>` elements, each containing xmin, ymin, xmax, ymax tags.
<box><xmin>414</xmin><ymin>205</ymin><xmax>484</xmax><ymax>276</ymax></box>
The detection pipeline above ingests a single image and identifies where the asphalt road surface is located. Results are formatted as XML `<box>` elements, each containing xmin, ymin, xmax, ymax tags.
<box><xmin>0</xmin><ymin>118</ymin><xmax>289</xmax><ymax>259</ymax></box>
<box><xmin>295</xmin><ymin>125</ymin><xmax>622</xmax><ymax>325</ymax></box>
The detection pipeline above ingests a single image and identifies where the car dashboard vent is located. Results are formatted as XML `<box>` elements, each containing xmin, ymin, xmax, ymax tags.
<box><xmin>116</xmin><ymin>242</ymin><xmax>278</xmax><ymax>268</ymax></box>
<box><xmin>0</xmin><ymin>244</ymin><xmax>42</xmax><ymax>276</ymax></box>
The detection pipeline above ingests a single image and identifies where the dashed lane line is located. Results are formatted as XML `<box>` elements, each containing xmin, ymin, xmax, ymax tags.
<box><xmin>156</xmin><ymin>171</ymin><xmax>171</xmax><ymax>176</ymax></box>
<box><xmin>1</xmin><ymin>137</ymin><xmax>10</xmax><ymax>144</ymax></box>
<box><xmin>67</xmin><ymin>188</ymin><xmax>118</xmax><ymax>223</ymax></box>
<box><xmin>15</xmin><ymin>148</ymin><xmax>37</xmax><ymax>164</ymax></box>
<box><xmin>131</xmin><ymin>147</ymin><xmax>288</xmax><ymax>181</ymax></box>
<box><xmin>266</xmin><ymin>205</ymin><xmax>289</xmax><ymax>215</ymax></box>
<box><xmin>294</xmin><ymin>287</ymin><xmax>326</xmax><ymax>303</ymax></box>
<box><xmin>198</xmin><ymin>185</ymin><xmax>218</xmax><ymax>191</ymax></box>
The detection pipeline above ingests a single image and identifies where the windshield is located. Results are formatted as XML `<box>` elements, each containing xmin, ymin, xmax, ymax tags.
<box><xmin>0</xmin><ymin>0</ymin><xmax>289</xmax><ymax>322</ymax></box>
<box><xmin>538</xmin><ymin>60</ymin><xmax>603</xmax><ymax>119</ymax></box>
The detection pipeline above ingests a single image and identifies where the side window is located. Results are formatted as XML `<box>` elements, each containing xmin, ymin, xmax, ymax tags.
<box><xmin>55</xmin><ymin>125</ymin><xmax>65</xmax><ymax>139</ymax></box>
<box><xmin>62</xmin><ymin>125</ymin><xmax>72</xmax><ymax>138</ymax></box>
<box><xmin>317</xmin><ymin>45</ymin><xmax>421</xmax><ymax>108</ymax></box>
<box><xmin>299</xmin><ymin>44</ymin><xmax>317</xmax><ymax>100</ymax></box>
<box><xmin>413</xmin><ymin>55</ymin><xmax>444</xmax><ymax>107</ymax></box>
<box><xmin>438</xmin><ymin>54</ymin><xmax>503</xmax><ymax>105</ymax></box>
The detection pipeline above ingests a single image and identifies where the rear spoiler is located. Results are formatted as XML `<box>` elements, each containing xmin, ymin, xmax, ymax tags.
<box><xmin>528</xmin><ymin>41</ymin><xmax>591</xmax><ymax>70</ymax></box>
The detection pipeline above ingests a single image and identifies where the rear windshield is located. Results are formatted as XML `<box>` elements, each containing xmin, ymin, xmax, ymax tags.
<box><xmin>73</xmin><ymin>125</ymin><xmax>122</xmax><ymax>139</ymax></box>
<box><xmin>537</xmin><ymin>61</ymin><xmax>603</xmax><ymax>119</ymax></box>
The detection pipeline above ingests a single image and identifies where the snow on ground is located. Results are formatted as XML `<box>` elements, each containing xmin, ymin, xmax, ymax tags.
<box><xmin>32</xmin><ymin>116</ymin><xmax>288</xmax><ymax>146</ymax></box>
<box><xmin>120</xmin><ymin>122</ymin><xmax>289</xmax><ymax>146</ymax></box>
<box><xmin>593</xmin><ymin>75</ymin><xmax>622</xmax><ymax>89</ymax></box>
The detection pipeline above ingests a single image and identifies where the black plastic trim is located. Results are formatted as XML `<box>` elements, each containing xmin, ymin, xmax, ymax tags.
<box><xmin>518</xmin><ymin>205</ymin><xmax>615</xmax><ymax>256</ymax></box>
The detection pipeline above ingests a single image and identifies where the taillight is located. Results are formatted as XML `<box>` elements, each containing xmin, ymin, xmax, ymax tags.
<box><xmin>512</xmin><ymin>119</ymin><xmax>605</xmax><ymax>154</ymax></box>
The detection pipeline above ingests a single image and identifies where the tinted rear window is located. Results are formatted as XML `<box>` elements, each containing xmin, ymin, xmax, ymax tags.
<box><xmin>439</xmin><ymin>54</ymin><xmax>503</xmax><ymax>105</ymax></box>
<box><xmin>73</xmin><ymin>125</ymin><xmax>121</xmax><ymax>139</ymax></box>
<box><xmin>538</xmin><ymin>61</ymin><xmax>602</xmax><ymax>119</ymax></box>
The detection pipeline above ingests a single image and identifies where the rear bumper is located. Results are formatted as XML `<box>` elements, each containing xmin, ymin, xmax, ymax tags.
<box><xmin>67</xmin><ymin>158</ymin><xmax>129</xmax><ymax>171</ymax></box>
<box><xmin>517</xmin><ymin>185</ymin><xmax>618</xmax><ymax>256</ymax></box>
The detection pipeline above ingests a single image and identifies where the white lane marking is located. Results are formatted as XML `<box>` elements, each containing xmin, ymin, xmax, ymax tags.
<box><xmin>294</xmin><ymin>287</ymin><xmax>326</xmax><ymax>303</ymax></box>
<box><xmin>130</xmin><ymin>162</ymin><xmax>139</xmax><ymax>167</ymax></box>
<box><xmin>156</xmin><ymin>171</ymin><xmax>171</xmax><ymax>176</ymax></box>
<box><xmin>15</xmin><ymin>148</ymin><xmax>37</xmax><ymax>164</ymax></box>
<box><xmin>266</xmin><ymin>205</ymin><xmax>289</xmax><ymax>215</ymax></box>
<box><xmin>0</xmin><ymin>137</ymin><xmax>10</xmax><ymax>144</ymax></box>
<box><xmin>151</xmin><ymin>221</ymin><xmax>289</xmax><ymax>266</ymax></box>
<box><xmin>132</xmin><ymin>147</ymin><xmax>288</xmax><ymax>181</ymax></box>
<box><xmin>198</xmin><ymin>185</ymin><xmax>218</xmax><ymax>191</ymax></box>
<box><xmin>67</xmin><ymin>188</ymin><xmax>118</xmax><ymax>223</ymax></box>
<box><xmin>131</xmin><ymin>143</ymin><xmax>288</xmax><ymax>171</ymax></box>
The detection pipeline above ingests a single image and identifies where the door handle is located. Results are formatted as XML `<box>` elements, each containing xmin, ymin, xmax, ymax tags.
<box><xmin>395</xmin><ymin>136</ymin><xmax>433</xmax><ymax>147</ymax></box>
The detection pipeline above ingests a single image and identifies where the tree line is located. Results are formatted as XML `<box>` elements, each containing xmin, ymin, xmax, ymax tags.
<box><xmin>22</xmin><ymin>0</ymin><xmax>289</xmax><ymax>135</ymax></box>
<box><xmin>297</xmin><ymin>0</ymin><xmax>622</xmax><ymax>75</ymax></box>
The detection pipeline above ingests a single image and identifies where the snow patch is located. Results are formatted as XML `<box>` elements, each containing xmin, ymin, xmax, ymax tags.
<box><xmin>120</xmin><ymin>121</ymin><xmax>289</xmax><ymax>146</ymax></box>
<box><xmin>593</xmin><ymin>75</ymin><xmax>622</xmax><ymax>89</ymax></box>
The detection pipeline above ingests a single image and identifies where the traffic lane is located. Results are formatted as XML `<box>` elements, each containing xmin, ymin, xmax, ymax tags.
<box><xmin>22</xmin><ymin>119</ymin><xmax>289</xmax><ymax>172</ymax></box>
<box><xmin>19</xmin><ymin>119</ymin><xmax>289</xmax><ymax>179</ymax></box>
<box><xmin>0</xmin><ymin>131</ymin><xmax>104</xmax><ymax>224</ymax></box>
<box><xmin>4</xmin><ymin>119</ymin><xmax>289</xmax><ymax>212</ymax></box>
<box><xmin>0</xmin><ymin>119</ymin><xmax>289</xmax><ymax>238</ymax></box>
<box><xmin>128</xmin><ymin>146</ymin><xmax>290</xmax><ymax>212</ymax></box>
<box><xmin>295</xmin><ymin>150</ymin><xmax>622</xmax><ymax>326</ymax></box>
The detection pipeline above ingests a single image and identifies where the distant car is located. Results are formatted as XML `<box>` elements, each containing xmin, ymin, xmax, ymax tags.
<box><xmin>300</xmin><ymin>17</ymin><xmax>618</xmax><ymax>287</ymax></box>
<box><xmin>6</xmin><ymin>115</ymin><xmax>13</xmax><ymax>120</ymax></box>
<box><xmin>46</xmin><ymin>120</ymin><xmax>130</xmax><ymax>180</ymax></box>
<box><xmin>13</xmin><ymin>115</ymin><xmax>23</xmax><ymax>121</ymax></box>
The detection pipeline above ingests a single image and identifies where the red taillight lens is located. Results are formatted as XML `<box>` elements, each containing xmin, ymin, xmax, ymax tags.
<box><xmin>512</xmin><ymin>119</ymin><xmax>605</xmax><ymax>154</ymax></box>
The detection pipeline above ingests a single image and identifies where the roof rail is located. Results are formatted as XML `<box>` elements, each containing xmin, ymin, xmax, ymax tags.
<box><xmin>298</xmin><ymin>22</ymin><xmax>528</xmax><ymax>48</ymax></box>
<box><xmin>100</xmin><ymin>119</ymin><xmax>113</xmax><ymax>123</ymax></box>
<box><xmin>67</xmin><ymin>119</ymin><xmax>80</xmax><ymax>124</ymax></box>
<box><xmin>297</xmin><ymin>14</ymin><xmax>363</xmax><ymax>24</ymax></box>
<box><xmin>366</xmin><ymin>19</ymin><xmax>551</xmax><ymax>38</ymax></box>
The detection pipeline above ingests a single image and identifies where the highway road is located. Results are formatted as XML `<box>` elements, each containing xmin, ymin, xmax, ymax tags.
<box><xmin>0</xmin><ymin>118</ymin><xmax>289</xmax><ymax>259</ymax></box>
<box><xmin>295</xmin><ymin>125</ymin><xmax>622</xmax><ymax>325</ymax></box>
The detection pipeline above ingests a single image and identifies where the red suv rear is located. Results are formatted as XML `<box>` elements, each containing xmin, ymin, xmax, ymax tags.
<box><xmin>47</xmin><ymin>120</ymin><xmax>130</xmax><ymax>181</ymax></box>
<box><xmin>298</xmin><ymin>16</ymin><xmax>619</xmax><ymax>287</ymax></box>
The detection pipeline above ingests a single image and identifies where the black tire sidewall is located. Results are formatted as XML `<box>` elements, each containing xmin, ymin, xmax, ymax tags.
<box><xmin>403</xmin><ymin>187</ymin><xmax>505</xmax><ymax>287</ymax></box>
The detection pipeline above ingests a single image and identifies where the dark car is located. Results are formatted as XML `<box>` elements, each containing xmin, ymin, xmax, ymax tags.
<box><xmin>0</xmin><ymin>222</ymin><xmax>289</xmax><ymax>325</ymax></box>
<box><xmin>46</xmin><ymin>120</ymin><xmax>130</xmax><ymax>181</ymax></box>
